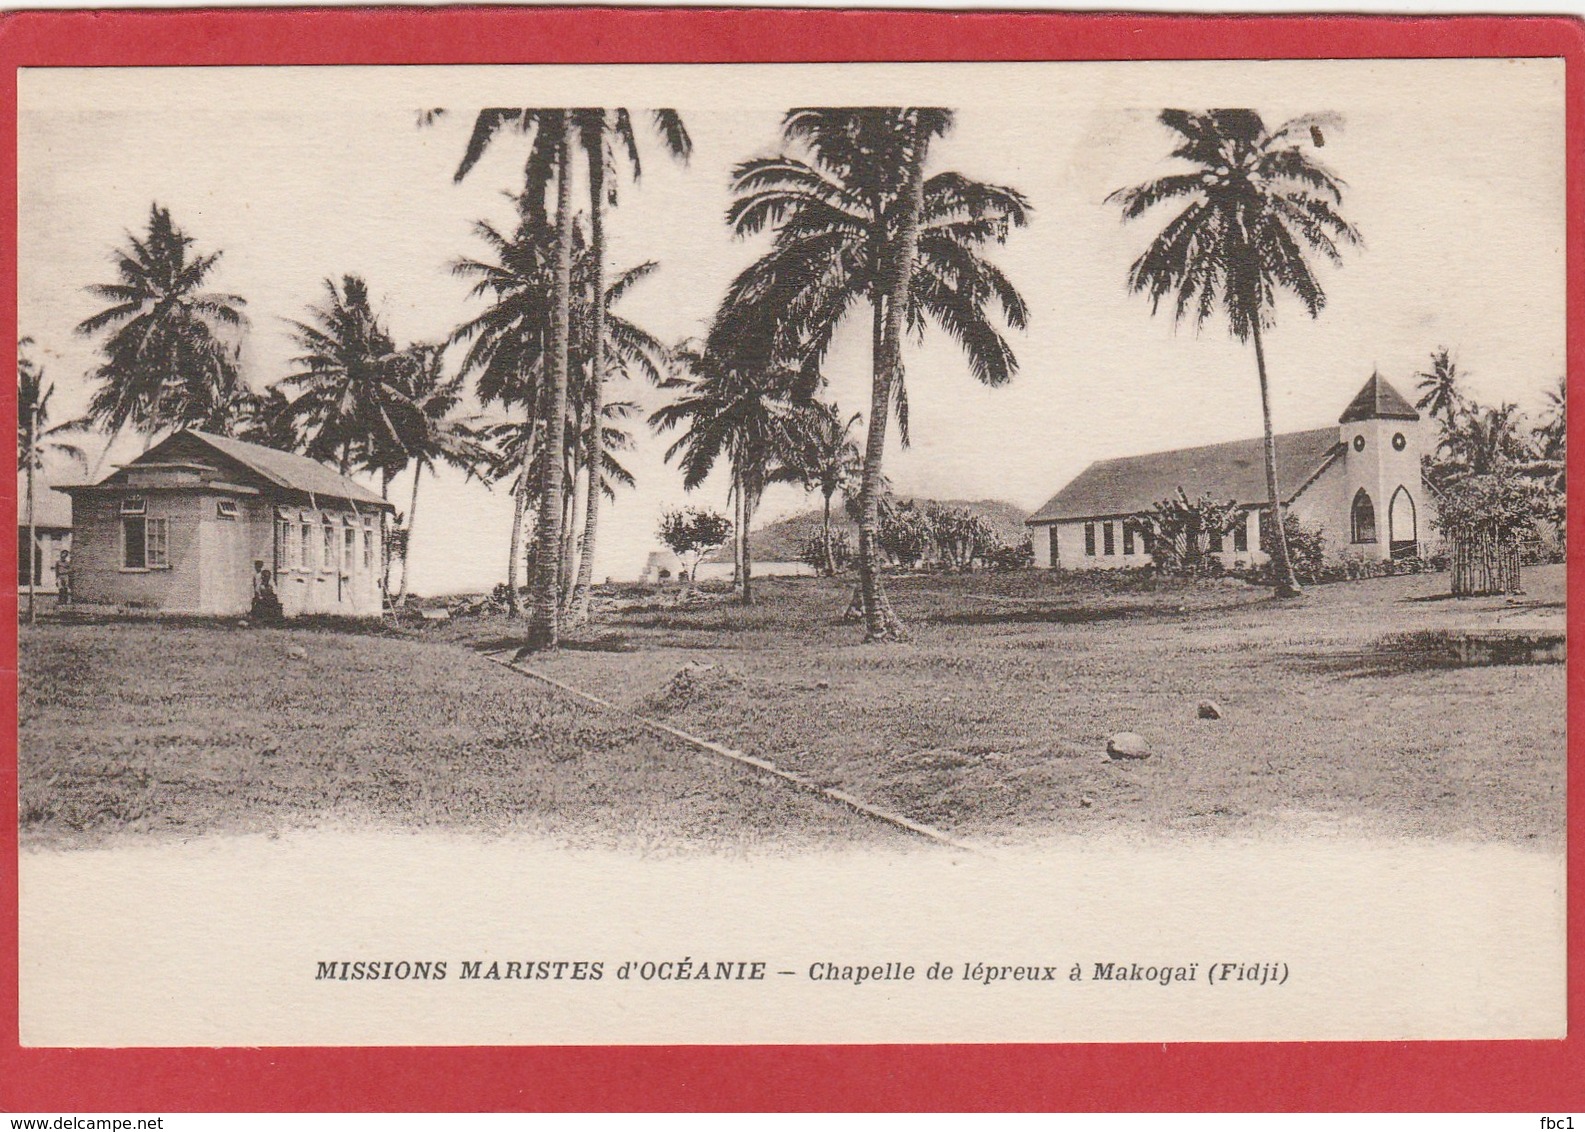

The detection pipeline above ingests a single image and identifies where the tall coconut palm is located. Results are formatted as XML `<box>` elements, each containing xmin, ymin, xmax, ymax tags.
<box><xmin>786</xmin><ymin>401</ymin><xmax>863</xmax><ymax>575</ymax></box>
<box><xmin>649</xmin><ymin>342</ymin><xmax>802</xmax><ymax>606</ymax></box>
<box><xmin>448</xmin><ymin>108</ymin><xmax>576</xmax><ymax>649</ymax></box>
<box><xmin>722</xmin><ymin>107</ymin><xmax>1030</xmax><ymax>638</ymax></box>
<box><xmin>1415</xmin><ymin>347</ymin><xmax>1465</xmax><ymax>435</ymax></box>
<box><xmin>1108</xmin><ymin>109</ymin><xmax>1361</xmax><ymax>598</ymax></box>
<box><xmin>76</xmin><ymin>204</ymin><xmax>248</xmax><ymax>441</ymax></box>
<box><xmin>453</xmin><ymin>210</ymin><xmax>669</xmax><ymax>611</ymax></box>
<box><xmin>566</xmin><ymin>108</ymin><xmax>691</xmax><ymax>624</ymax></box>
<box><xmin>281</xmin><ymin>274</ymin><xmax>410</xmax><ymax>477</ymax></box>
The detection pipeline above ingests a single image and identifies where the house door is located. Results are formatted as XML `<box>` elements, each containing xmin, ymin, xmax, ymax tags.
<box><xmin>1389</xmin><ymin>486</ymin><xmax>1418</xmax><ymax>560</ymax></box>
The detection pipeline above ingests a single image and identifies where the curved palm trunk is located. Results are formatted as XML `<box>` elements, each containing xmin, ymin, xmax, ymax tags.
<box><xmin>526</xmin><ymin>112</ymin><xmax>576</xmax><ymax>652</ymax></box>
<box><xmin>395</xmin><ymin>465</ymin><xmax>422</xmax><ymax>606</ymax></box>
<box><xmin>506</xmin><ymin>473</ymin><xmax>528</xmax><ymax>616</ymax></box>
<box><xmin>858</xmin><ymin>117</ymin><xmax>928</xmax><ymax>640</ymax></box>
<box><xmin>1252</xmin><ymin>321</ymin><xmax>1301</xmax><ymax>598</ymax></box>
<box><xmin>570</xmin><ymin>139</ymin><xmax>607</xmax><ymax>625</ymax></box>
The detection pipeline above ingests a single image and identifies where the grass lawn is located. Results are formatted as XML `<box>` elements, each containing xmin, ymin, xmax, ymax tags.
<box><xmin>435</xmin><ymin>565</ymin><xmax>1566</xmax><ymax>849</ymax></box>
<box><xmin>19</xmin><ymin>622</ymin><xmax>906</xmax><ymax>852</ymax></box>
<box><xmin>21</xmin><ymin>565</ymin><xmax>1564</xmax><ymax>852</ymax></box>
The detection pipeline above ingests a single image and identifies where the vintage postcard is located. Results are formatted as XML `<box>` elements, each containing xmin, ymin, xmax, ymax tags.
<box><xmin>3</xmin><ymin>6</ymin><xmax>1579</xmax><ymax>1111</ymax></box>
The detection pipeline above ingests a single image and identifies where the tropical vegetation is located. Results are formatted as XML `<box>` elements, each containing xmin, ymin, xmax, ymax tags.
<box><xmin>1109</xmin><ymin>109</ymin><xmax>1361</xmax><ymax>598</ymax></box>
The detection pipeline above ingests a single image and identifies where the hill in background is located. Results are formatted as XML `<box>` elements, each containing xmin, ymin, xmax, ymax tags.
<box><xmin>705</xmin><ymin>498</ymin><xmax>1029</xmax><ymax>563</ymax></box>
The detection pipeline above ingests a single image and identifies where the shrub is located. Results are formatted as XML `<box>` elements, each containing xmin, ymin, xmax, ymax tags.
<box><xmin>986</xmin><ymin>535</ymin><xmax>1034</xmax><ymax>572</ymax></box>
<box><xmin>798</xmin><ymin>528</ymin><xmax>853</xmax><ymax>575</ymax></box>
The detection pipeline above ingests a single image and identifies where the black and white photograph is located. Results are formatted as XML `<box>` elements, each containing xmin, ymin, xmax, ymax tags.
<box><xmin>15</xmin><ymin>57</ymin><xmax>1566</xmax><ymax>1046</ymax></box>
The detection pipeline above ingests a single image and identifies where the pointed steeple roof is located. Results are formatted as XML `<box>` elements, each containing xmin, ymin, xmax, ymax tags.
<box><xmin>1339</xmin><ymin>371</ymin><xmax>1420</xmax><ymax>424</ymax></box>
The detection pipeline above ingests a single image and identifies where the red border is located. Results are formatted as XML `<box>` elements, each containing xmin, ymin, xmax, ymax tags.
<box><xmin>1</xmin><ymin>7</ymin><xmax>1581</xmax><ymax>1112</ymax></box>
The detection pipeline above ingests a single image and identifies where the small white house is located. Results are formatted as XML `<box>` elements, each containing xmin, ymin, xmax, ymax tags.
<box><xmin>1025</xmin><ymin>373</ymin><xmax>1434</xmax><ymax>570</ymax></box>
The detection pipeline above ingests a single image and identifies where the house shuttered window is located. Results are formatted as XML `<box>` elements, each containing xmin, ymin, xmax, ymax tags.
<box><xmin>322</xmin><ymin>523</ymin><xmax>337</xmax><ymax>571</ymax></box>
<box><xmin>1233</xmin><ymin>516</ymin><xmax>1249</xmax><ymax>553</ymax></box>
<box><xmin>300</xmin><ymin>523</ymin><xmax>314</xmax><ymax>569</ymax></box>
<box><xmin>362</xmin><ymin>528</ymin><xmax>373</xmax><ymax>571</ymax></box>
<box><xmin>1122</xmin><ymin>522</ymin><xmax>1136</xmax><ymax>556</ymax></box>
<box><xmin>1085</xmin><ymin>523</ymin><xmax>1096</xmax><ymax>556</ymax></box>
<box><xmin>344</xmin><ymin>527</ymin><xmax>357</xmax><ymax>572</ymax></box>
<box><xmin>1103</xmin><ymin>522</ymin><xmax>1116</xmax><ymax>556</ymax></box>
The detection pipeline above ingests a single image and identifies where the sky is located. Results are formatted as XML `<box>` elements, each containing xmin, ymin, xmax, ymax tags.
<box><xmin>17</xmin><ymin>58</ymin><xmax>1566</xmax><ymax>592</ymax></box>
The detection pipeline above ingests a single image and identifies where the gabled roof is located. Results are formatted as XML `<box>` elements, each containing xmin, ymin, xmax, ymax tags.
<box><xmin>1339</xmin><ymin>372</ymin><xmax>1420</xmax><ymax>423</ymax></box>
<box><xmin>71</xmin><ymin>430</ymin><xmax>392</xmax><ymax>509</ymax></box>
<box><xmin>1026</xmin><ymin>427</ymin><xmax>1342</xmax><ymax>524</ymax></box>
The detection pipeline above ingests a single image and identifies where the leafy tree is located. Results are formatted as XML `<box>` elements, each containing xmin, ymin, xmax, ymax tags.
<box><xmin>798</xmin><ymin>527</ymin><xmax>853</xmax><ymax>575</ymax></box>
<box><xmin>76</xmin><ymin>204</ymin><xmax>248</xmax><ymax>440</ymax></box>
<box><xmin>1259</xmin><ymin>511</ymin><xmax>1325</xmax><ymax>586</ymax></box>
<box><xmin>1109</xmin><ymin>110</ymin><xmax>1361</xmax><ymax>597</ymax></box>
<box><xmin>1434</xmin><ymin>472</ymin><xmax>1549</xmax><ymax>596</ymax></box>
<box><xmin>926</xmin><ymin>503</ymin><xmax>999</xmax><ymax>571</ymax></box>
<box><xmin>722</xmin><ymin>107</ymin><xmax>1031</xmax><ymax>637</ymax></box>
<box><xmin>657</xmin><ymin>506</ymin><xmax>732</xmax><ymax>588</ymax></box>
<box><xmin>878</xmin><ymin>500</ymin><xmax>934</xmax><ymax>569</ymax></box>
<box><xmin>1139</xmin><ymin>489</ymin><xmax>1240</xmax><ymax>574</ymax></box>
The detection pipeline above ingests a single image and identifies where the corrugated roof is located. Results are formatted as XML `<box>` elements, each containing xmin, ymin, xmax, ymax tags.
<box><xmin>1339</xmin><ymin>372</ymin><xmax>1420</xmax><ymax>423</ymax></box>
<box><xmin>1027</xmin><ymin>427</ymin><xmax>1341</xmax><ymax>524</ymax></box>
<box><xmin>78</xmin><ymin>430</ymin><xmax>393</xmax><ymax>509</ymax></box>
<box><xmin>19</xmin><ymin>471</ymin><xmax>72</xmax><ymax>528</ymax></box>
<box><xmin>182</xmin><ymin>432</ymin><xmax>391</xmax><ymax>508</ymax></box>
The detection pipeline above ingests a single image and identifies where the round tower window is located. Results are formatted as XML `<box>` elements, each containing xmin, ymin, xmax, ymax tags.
<box><xmin>1392</xmin><ymin>432</ymin><xmax>1407</xmax><ymax>451</ymax></box>
<box><xmin>1352</xmin><ymin>435</ymin><xmax>1366</xmax><ymax>452</ymax></box>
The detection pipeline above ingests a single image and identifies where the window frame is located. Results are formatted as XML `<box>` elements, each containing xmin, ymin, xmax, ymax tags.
<box><xmin>322</xmin><ymin>522</ymin><xmax>337</xmax><ymax>573</ymax></box>
<box><xmin>1084</xmin><ymin>523</ymin><xmax>1096</xmax><ymax>557</ymax></box>
<box><xmin>1233</xmin><ymin>515</ymin><xmax>1249</xmax><ymax>553</ymax></box>
<box><xmin>1102</xmin><ymin>521</ymin><xmax>1116</xmax><ymax>556</ymax></box>
<box><xmin>1122</xmin><ymin>522</ymin><xmax>1136</xmax><ymax>557</ymax></box>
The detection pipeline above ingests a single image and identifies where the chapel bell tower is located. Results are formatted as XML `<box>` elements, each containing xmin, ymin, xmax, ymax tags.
<box><xmin>1337</xmin><ymin>371</ymin><xmax>1428</xmax><ymax>562</ymax></box>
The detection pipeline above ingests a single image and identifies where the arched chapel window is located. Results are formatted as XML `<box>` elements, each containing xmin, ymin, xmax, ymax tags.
<box><xmin>1351</xmin><ymin>489</ymin><xmax>1377</xmax><ymax>544</ymax></box>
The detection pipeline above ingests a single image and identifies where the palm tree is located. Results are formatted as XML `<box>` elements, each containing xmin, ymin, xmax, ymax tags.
<box><xmin>384</xmin><ymin>344</ymin><xmax>490</xmax><ymax>606</ymax></box>
<box><xmin>281</xmin><ymin>275</ymin><xmax>411</xmax><ymax>479</ymax></box>
<box><xmin>649</xmin><ymin>342</ymin><xmax>801</xmax><ymax>606</ymax></box>
<box><xmin>722</xmin><ymin>107</ymin><xmax>1031</xmax><ymax>637</ymax></box>
<box><xmin>785</xmin><ymin>401</ymin><xmax>863</xmax><ymax>575</ymax></box>
<box><xmin>1415</xmin><ymin>347</ymin><xmax>1465</xmax><ymax>435</ymax></box>
<box><xmin>1536</xmin><ymin>374</ymin><xmax>1565</xmax><ymax>481</ymax></box>
<box><xmin>567</xmin><ymin>108</ymin><xmax>691</xmax><ymax>624</ymax></box>
<box><xmin>446</xmin><ymin>108</ymin><xmax>569</xmax><ymax>644</ymax></box>
<box><xmin>1108</xmin><ymin>109</ymin><xmax>1361</xmax><ymax>598</ymax></box>
<box><xmin>1444</xmin><ymin>402</ymin><xmax>1532</xmax><ymax>478</ymax></box>
<box><xmin>453</xmin><ymin>211</ymin><xmax>668</xmax><ymax>611</ymax></box>
<box><xmin>17</xmin><ymin>339</ymin><xmax>89</xmax><ymax>474</ymax></box>
<box><xmin>77</xmin><ymin>205</ymin><xmax>248</xmax><ymax>442</ymax></box>
<box><xmin>237</xmin><ymin>386</ymin><xmax>307</xmax><ymax>453</ymax></box>
<box><xmin>18</xmin><ymin>338</ymin><xmax>89</xmax><ymax>624</ymax></box>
